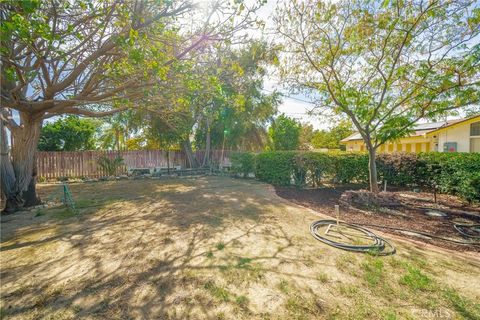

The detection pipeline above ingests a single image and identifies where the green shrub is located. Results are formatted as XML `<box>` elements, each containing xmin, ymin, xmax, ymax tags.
<box><xmin>255</xmin><ymin>151</ymin><xmax>296</xmax><ymax>185</ymax></box>
<box><xmin>331</xmin><ymin>152</ymin><xmax>369</xmax><ymax>184</ymax></box>
<box><xmin>97</xmin><ymin>155</ymin><xmax>124</xmax><ymax>176</ymax></box>
<box><xmin>293</xmin><ymin>152</ymin><xmax>333</xmax><ymax>187</ymax></box>
<box><xmin>469</xmin><ymin>174</ymin><xmax>480</xmax><ymax>201</ymax></box>
<box><xmin>230</xmin><ymin>152</ymin><xmax>256</xmax><ymax>177</ymax></box>
<box><xmin>376</xmin><ymin>153</ymin><xmax>426</xmax><ymax>187</ymax></box>
<box><xmin>249</xmin><ymin>150</ymin><xmax>479</xmax><ymax>202</ymax></box>
<box><xmin>419</xmin><ymin>152</ymin><xmax>480</xmax><ymax>202</ymax></box>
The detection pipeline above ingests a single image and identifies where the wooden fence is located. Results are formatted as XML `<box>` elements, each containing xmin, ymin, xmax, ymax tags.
<box><xmin>36</xmin><ymin>150</ymin><xmax>232</xmax><ymax>179</ymax></box>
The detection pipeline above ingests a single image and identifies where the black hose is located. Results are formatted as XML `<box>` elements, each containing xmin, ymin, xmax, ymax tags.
<box><xmin>310</xmin><ymin>220</ymin><xmax>396</xmax><ymax>255</ymax></box>
<box><xmin>356</xmin><ymin>223</ymin><xmax>480</xmax><ymax>246</ymax></box>
<box><xmin>453</xmin><ymin>223</ymin><xmax>480</xmax><ymax>239</ymax></box>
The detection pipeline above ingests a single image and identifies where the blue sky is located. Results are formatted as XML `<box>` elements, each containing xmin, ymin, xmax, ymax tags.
<box><xmin>251</xmin><ymin>0</ymin><xmax>331</xmax><ymax>129</ymax></box>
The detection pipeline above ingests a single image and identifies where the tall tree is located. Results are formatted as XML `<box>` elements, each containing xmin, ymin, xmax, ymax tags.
<box><xmin>194</xmin><ymin>42</ymin><xmax>281</xmax><ymax>154</ymax></box>
<box><xmin>268</xmin><ymin>114</ymin><xmax>301</xmax><ymax>150</ymax></box>
<box><xmin>275</xmin><ymin>0</ymin><xmax>480</xmax><ymax>192</ymax></box>
<box><xmin>38</xmin><ymin>116</ymin><xmax>98</xmax><ymax>151</ymax></box>
<box><xmin>0</xmin><ymin>0</ymin><xmax>258</xmax><ymax>212</ymax></box>
<box><xmin>299</xmin><ymin>123</ymin><xmax>315</xmax><ymax>150</ymax></box>
<box><xmin>97</xmin><ymin>112</ymin><xmax>136</xmax><ymax>151</ymax></box>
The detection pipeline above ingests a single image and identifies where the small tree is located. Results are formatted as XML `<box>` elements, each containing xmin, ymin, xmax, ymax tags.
<box><xmin>311</xmin><ymin>120</ymin><xmax>353</xmax><ymax>150</ymax></box>
<box><xmin>268</xmin><ymin>114</ymin><xmax>301</xmax><ymax>150</ymax></box>
<box><xmin>97</xmin><ymin>156</ymin><xmax>124</xmax><ymax>176</ymax></box>
<box><xmin>275</xmin><ymin>0</ymin><xmax>480</xmax><ymax>192</ymax></box>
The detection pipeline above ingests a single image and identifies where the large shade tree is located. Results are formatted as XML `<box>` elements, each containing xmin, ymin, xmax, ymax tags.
<box><xmin>275</xmin><ymin>0</ymin><xmax>480</xmax><ymax>192</ymax></box>
<box><xmin>0</xmin><ymin>0</ymin><xmax>259</xmax><ymax>212</ymax></box>
<box><xmin>194</xmin><ymin>42</ymin><xmax>281</xmax><ymax>154</ymax></box>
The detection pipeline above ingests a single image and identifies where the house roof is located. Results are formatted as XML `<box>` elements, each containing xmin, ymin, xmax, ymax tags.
<box><xmin>424</xmin><ymin>114</ymin><xmax>480</xmax><ymax>135</ymax></box>
<box><xmin>340</xmin><ymin>115</ymin><xmax>480</xmax><ymax>143</ymax></box>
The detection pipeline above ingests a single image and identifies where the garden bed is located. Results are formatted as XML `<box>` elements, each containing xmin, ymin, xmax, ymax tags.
<box><xmin>275</xmin><ymin>185</ymin><xmax>480</xmax><ymax>252</ymax></box>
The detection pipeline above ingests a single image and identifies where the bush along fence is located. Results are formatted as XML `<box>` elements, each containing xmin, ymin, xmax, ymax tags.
<box><xmin>36</xmin><ymin>150</ymin><xmax>231</xmax><ymax>179</ymax></box>
<box><xmin>230</xmin><ymin>151</ymin><xmax>480</xmax><ymax>202</ymax></box>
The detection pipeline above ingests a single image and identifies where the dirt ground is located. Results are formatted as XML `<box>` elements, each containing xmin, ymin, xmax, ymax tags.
<box><xmin>1</xmin><ymin>177</ymin><xmax>479</xmax><ymax>319</ymax></box>
<box><xmin>275</xmin><ymin>185</ymin><xmax>480</xmax><ymax>252</ymax></box>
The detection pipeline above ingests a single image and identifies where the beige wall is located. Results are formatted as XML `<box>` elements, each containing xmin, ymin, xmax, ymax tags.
<box><xmin>343</xmin><ymin>119</ymin><xmax>479</xmax><ymax>153</ymax></box>
<box><xmin>344</xmin><ymin>141</ymin><xmax>364</xmax><ymax>152</ymax></box>
<box><xmin>434</xmin><ymin>122</ymin><xmax>471</xmax><ymax>152</ymax></box>
<box><xmin>344</xmin><ymin>136</ymin><xmax>434</xmax><ymax>153</ymax></box>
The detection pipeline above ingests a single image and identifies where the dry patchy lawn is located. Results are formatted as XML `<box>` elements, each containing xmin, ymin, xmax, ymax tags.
<box><xmin>1</xmin><ymin>176</ymin><xmax>479</xmax><ymax>319</ymax></box>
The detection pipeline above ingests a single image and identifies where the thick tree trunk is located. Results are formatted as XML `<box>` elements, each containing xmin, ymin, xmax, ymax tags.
<box><xmin>181</xmin><ymin>139</ymin><xmax>198</xmax><ymax>168</ymax></box>
<box><xmin>2</xmin><ymin>113</ymin><xmax>42</xmax><ymax>213</ymax></box>
<box><xmin>1</xmin><ymin>118</ymin><xmax>17</xmax><ymax>213</ymax></box>
<box><xmin>367</xmin><ymin>147</ymin><xmax>379</xmax><ymax>194</ymax></box>
<box><xmin>23</xmin><ymin>154</ymin><xmax>41</xmax><ymax>207</ymax></box>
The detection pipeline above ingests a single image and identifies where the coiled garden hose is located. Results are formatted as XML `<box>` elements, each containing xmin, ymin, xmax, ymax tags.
<box><xmin>310</xmin><ymin>220</ymin><xmax>396</xmax><ymax>255</ymax></box>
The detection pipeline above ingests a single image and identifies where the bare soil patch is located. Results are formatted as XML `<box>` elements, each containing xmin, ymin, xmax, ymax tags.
<box><xmin>275</xmin><ymin>185</ymin><xmax>480</xmax><ymax>252</ymax></box>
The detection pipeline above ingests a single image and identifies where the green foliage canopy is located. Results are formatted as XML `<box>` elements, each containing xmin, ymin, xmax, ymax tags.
<box><xmin>310</xmin><ymin>120</ymin><xmax>354</xmax><ymax>149</ymax></box>
<box><xmin>38</xmin><ymin>116</ymin><xmax>98</xmax><ymax>151</ymax></box>
<box><xmin>193</xmin><ymin>42</ymin><xmax>281</xmax><ymax>151</ymax></box>
<box><xmin>268</xmin><ymin>114</ymin><xmax>301</xmax><ymax>150</ymax></box>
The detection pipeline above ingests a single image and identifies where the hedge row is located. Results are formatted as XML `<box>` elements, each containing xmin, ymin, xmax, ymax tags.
<box><xmin>230</xmin><ymin>151</ymin><xmax>480</xmax><ymax>202</ymax></box>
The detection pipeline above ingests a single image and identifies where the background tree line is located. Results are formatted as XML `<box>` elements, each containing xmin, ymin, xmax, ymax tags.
<box><xmin>37</xmin><ymin>113</ymin><xmax>354</xmax><ymax>153</ymax></box>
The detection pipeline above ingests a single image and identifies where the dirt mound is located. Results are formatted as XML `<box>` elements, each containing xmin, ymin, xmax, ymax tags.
<box><xmin>339</xmin><ymin>190</ymin><xmax>401</xmax><ymax>209</ymax></box>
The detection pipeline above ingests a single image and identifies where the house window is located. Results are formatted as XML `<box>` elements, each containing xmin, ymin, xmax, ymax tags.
<box><xmin>471</xmin><ymin>138</ymin><xmax>480</xmax><ymax>152</ymax></box>
<box><xmin>471</xmin><ymin>122</ymin><xmax>480</xmax><ymax>136</ymax></box>
<box><xmin>471</xmin><ymin>122</ymin><xmax>480</xmax><ymax>152</ymax></box>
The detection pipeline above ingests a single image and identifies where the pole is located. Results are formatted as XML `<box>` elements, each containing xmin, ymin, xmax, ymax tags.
<box><xmin>335</xmin><ymin>205</ymin><xmax>340</xmax><ymax>226</ymax></box>
<box><xmin>167</xmin><ymin>150</ymin><xmax>170</xmax><ymax>174</ymax></box>
<box><xmin>220</xmin><ymin>130</ymin><xmax>227</xmax><ymax>170</ymax></box>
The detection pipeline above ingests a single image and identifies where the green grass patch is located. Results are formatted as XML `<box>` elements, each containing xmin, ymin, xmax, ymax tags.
<box><xmin>399</xmin><ymin>266</ymin><xmax>432</xmax><ymax>291</ymax></box>
<box><xmin>277</xmin><ymin>279</ymin><xmax>323</xmax><ymax>319</ymax></box>
<box><xmin>51</xmin><ymin>208</ymin><xmax>78</xmax><ymax>219</ymax></box>
<box><xmin>237</xmin><ymin>257</ymin><xmax>253</xmax><ymax>268</ymax></box>
<box><xmin>277</xmin><ymin>280</ymin><xmax>291</xmax><ymax>294</ymax></box>
<box><xmin>235</xmin><ymin>295</ymin><xmax>249</xmax><ymax>308</ymax></box>
<box><xmin>34</xmin><ymin>210</ymin><xmax>46</xmax><ymax>217</ymax></box>
<box><xmin>337</xmin><ymin>283</ymin><xmax>359</xmax><ymax>298</ymax></box>
<box><xmin>204</xmin><ymin>280</ymin><xmax>230</xmax><ymax>302</ymax></box>
<box><xmin>282</xmin><ymin>288</ymin><xmax>323</xmax><ymax>319</ymax></box>
<box><xmin>206</xmin><ymin>251</ymin><xmax>214</xmax><ymax>259</ymax></box>
<box><xmin>381</xmin><ymin>310</ymin><xmax>397</xmax><ymax>320</ymax></box>
<box><xmin>216</xmin><ymin>242</ymin><xmax>225</xmax><ymax>250</ymax></box>
<box><xmin>316</xmin><ymin>272</ymin><xmax>329</xmax><ymax>283</ymax></box>
<box><xmin>335</xmin><ymin>254</ymin><xmax>357</xmax><ymax>273</ymax></box>
<box><xmin>443</xmin><ymin>288</ymin><xmax>480</xmax><ymax>320</ymax></box>
<box><xmin>362</xmin><ymin>258</ymin><xmax>384</xmax><ymax>287</ymax></box>
<box><xmin>220</xmin><ymin>258</ymin><xmax>265</xmax><ymax>285</ymax></box>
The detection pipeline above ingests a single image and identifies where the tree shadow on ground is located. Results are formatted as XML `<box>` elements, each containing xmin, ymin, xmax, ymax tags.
<box><xmin>1</xmin><ymin>177</ymin><xmax>331</xmax><ymax>319</ymax></box>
